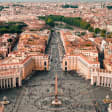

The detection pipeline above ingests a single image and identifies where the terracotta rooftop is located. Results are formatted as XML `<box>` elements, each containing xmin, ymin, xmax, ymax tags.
<box><xmin>60</xmin><ymin>30</ymin><xmax>98</xmax><ymax>55</ymax></box>
<box><xmin>60</xmin><ymin>30</ymin><xmax>99</xmax><ymax>64</ymax></box>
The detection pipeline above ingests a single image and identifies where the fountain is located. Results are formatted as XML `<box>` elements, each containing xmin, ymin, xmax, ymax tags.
<box><xmin>103</xmin><ymin>94</ymin><xmax>112</xmax><ymax>104</ymax></box>
<box><xmin>0</xmin><ymin>96</ymin><xmax>10</xmax><ymax>105</ymax></box>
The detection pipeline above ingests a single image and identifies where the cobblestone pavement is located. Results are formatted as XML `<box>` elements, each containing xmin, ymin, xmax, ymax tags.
<box><xmin>0</xmin><ymin>30</ymin><xmax>112</xmax><ymax>112</ymax></box>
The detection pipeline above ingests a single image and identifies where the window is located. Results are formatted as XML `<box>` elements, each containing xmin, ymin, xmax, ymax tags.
<box><xmin>65</xmin><ymin>61</ymin><xmax>67</xmax><ymax>66</ymax></box>
<box><xmin>65</xmin><ymin>67</ymin><xmax>67</xmax><ymax>71</ymax></box>
<box><xmin>44</xmin><ymin>61</ymin><xmax>47</xmax><ymax>66</ymax></box>
<box><xmin>44</xmin><ymin>67</ymin><xmax>47</xmax><ymax>71</ymax></box>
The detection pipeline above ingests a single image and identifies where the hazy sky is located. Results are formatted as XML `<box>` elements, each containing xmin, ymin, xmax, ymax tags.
<box><xmin>0</xmin><ymin>0</ymin><xmax>111</xmax><ymax>2</ymax></box>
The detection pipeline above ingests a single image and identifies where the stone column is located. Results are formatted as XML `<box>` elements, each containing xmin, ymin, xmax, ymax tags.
<box><xmin>91</xmin><ymin>76</ymin><xmax>94</xmax><ymax>85</ymax></box>
<box><xmin>3</xmin><ymin>79</ymin><xmax>6</xmax><ymax>88</ymax></box>
<box><xmin>99</xmin><ymin>77</ymin><xmax>101</xmax><ymax>86</ymax></box>
<box><xmin>6</xmin><ymin>79</ymin><xmax>8</xmax><ymax>88</ymax></box>
<box><xmin>0</xmin><ymin>79</ymin><xmax>2</xmax><ymax>88</ymax></box>
<box><xmin>107</xmin><ymin>78</ymin><xmax>110</xmax><ymax>87</ymax></box>
<box><xmin>13</xmin><ymin>78</ymin><xmax>16</xmax><ymax>88</ymax></box>
<box><xmin>106</xmin><ymin>78</ymin><xmax>108</xmax><ymax>87</ymax></box>
<box><xmin>109</xmin><ymin>78</ymin><xmax>111</xmax><ymax>88</ymax></box>
<box><xmin>110</xmin><ymin>78</ymin><xmax>112</xmax><ymax>88</ymax></box>
<box><xmin>97</xmin><ymin>76</ymin><xmax>100</xmax><ymax>86</ymax></box>
<box><xmin>19</xmin><ymin>76</ymin><xmax>22</xmax><ymax>87</ymax></box>
<box><xmin>1</xmin><ymin>79</ymin><xmax>3</xmax><ymax>88</ymax></box>
<box><xmin>9</xmin><ymin>78</ymin><xmax>12</xmax><ymax>88</ymax></box>
<box><xmin>0</xmin><ymin>79</ymin><xmax>1</xmax><ymax>88</ymax></box>
<box><xmin>101</xmin><ymin>77</ymin><xmax>104</xmax><ymax>86</ymax></box>
<box><xmin>104</xmin><ymin>77</ymin><xmax>107</xmax><ymax>87</ymax></box>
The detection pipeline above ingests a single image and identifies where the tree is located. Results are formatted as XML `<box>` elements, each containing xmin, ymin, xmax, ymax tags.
<box><xmin>93</xmin><ymin>33</ymin><xmax>97</xmax><ymax>38</ymax></box>
<box><xmin>100</xmin><ymin>29</ymin><xmax>106</xmax><ymax>37</ymax></box>
<box><xmin>0</xmin><ymin>27</ymin><xmax>8</xmax><ymax>34</ymax></box>
<box><xmin>80</xmin><ymin>21</ymin><xmax>90</xmax><ymax>29</ymax></box>
<box><xmin>88</xmin><ymin>27</ymin><xmax>94</xmax><ymax>32</ymax></box>
<box><xmin>81</xmin><ymin>32</ymin><xmax>86</xmax><ymax>36</ymax></box>
<box><xmin>94</xmin><ymin>28</ymin><xmax>100</xmax><ymax>34</ymax></box>
<box><xmin>107</xmin><ymin>6</ymin><xmax>112</xmax><ymax>9</ymax></box>
<box><xmin>0</xmin><ymin>6</ymin><xmax>4</xmax><ymax>11</ymax></box>
<box><xmin>62</xmin><ymin>4</ymin><xmax>78</xmax><ymax>8</ymax></box>
<box><xmin>0</xmin><ymin>22</ymin><xmax>26</xmax><ymax>34</ymax></box>
<box><xmin>107</xmin><ymin>33</ymin><xmax>112</xmax><ymax>38</ymax></box>
<box><xmin>39</xmin><ymin>15</ymin><xmax>95</xmax><ymax>31</ymax></box>
<box><xmin>7</xmin><ymin>38</ymin><xmax>12</xmax><ymax>43</ymax></box>
<box><xmin>101</xmin><ymin>29</ymin><xmax>106</xmax><ymax>33</ymax></box>
<box><xmin>46</xmin><ymin>18</ymin><xmax>54</xmax><ymax>27</ymax></box>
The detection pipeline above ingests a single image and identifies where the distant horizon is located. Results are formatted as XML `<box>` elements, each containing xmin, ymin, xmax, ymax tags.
<box><xmin>0</xmin><ymin>0</ymin><xmax>111</xmax><ymax>3</ymax></box>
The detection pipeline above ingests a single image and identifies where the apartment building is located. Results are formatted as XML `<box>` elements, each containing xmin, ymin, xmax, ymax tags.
<box><xmin>0</xmin><ymin>30</ymin><xmax>50</xmax><ymax>88</ymax></box>
<box><xmin>61</xmin><ymin>30</ymin><xmax>112</xmax><ymax>89</ymax></box>
<box><xmin>60</xmin><ymin>30</ymin><xmax>100</xmax><ymax>79</ymax></box>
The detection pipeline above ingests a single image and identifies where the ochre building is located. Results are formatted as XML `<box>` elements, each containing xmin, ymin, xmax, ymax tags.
<box><xmin>0</xmin><ymin>30</ymin><xmax>50</xmax><ymax>88</ymax></box>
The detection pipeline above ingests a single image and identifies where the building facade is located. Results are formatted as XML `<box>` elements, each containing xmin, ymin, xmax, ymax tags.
<box><xmin>0</xmin><ymin>30</ymin><xmax>50</xmax><ymax>89</ymax></box>
<box><xmin>90</xmin><ymin>69</ymin><xmax>112</xmax><ymax>88</ymax></box>
<box><xmin>0</xmin><ymin>55</ymin><xmax>49</xmax><ymax>88</ymax></box>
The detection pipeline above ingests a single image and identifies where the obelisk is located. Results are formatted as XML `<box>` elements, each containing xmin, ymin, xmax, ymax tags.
<box><xmin>52</xmin><ymin>75</ymin><xmax>62</xmax><ymax>105</ymax></box>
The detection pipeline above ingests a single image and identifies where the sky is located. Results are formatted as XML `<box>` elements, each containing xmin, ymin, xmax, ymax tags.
<box><xmin>0</xmin><ymin>0</ymin><xmax>111</xmax><ymax>2</ymax></box>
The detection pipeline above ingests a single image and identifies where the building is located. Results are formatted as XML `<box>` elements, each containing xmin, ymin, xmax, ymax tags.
<box><xmin>61</xmin><ymin>29</ymin><xmax>112</xmax><ymax>89</ymax></box>
<box><xmin>90</xmin><ymin>68</ymin><xmax>112</xmax><ymax>88</ymax></box>
<box><xmin>60</xmin><ymin>30</ymin><xmax>100</xmax><ymax>79</ymax></box>
<box><xmin>0</xmin><ymin>30</ymin><xmax>50</xmax><ymax>88</ymax></box>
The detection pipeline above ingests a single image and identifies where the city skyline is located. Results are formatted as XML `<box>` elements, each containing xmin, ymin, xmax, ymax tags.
<box><xmin>0</xmin><ymin>0</ymin><xmax>111</xmax><ymax>2</ymax></box>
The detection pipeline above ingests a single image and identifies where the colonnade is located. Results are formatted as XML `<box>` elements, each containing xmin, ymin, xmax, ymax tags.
<box><xmin>0</xmin><ymin>76</ymin><xmax>22</xmax><ymax>88</ymax></box>
<box><xmin>91</xmin><ymin>76</ymin><xmax>112</xmax><ymax>88</ymax></box>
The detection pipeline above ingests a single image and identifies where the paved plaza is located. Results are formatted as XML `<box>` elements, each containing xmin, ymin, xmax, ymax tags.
<box><xmin>0</xmin><ymin>30</ymin><xmax>112</xmax><ymax>112</ymax></box>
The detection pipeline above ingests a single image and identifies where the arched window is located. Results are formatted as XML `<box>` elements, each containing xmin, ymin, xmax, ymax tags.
<box><xmin>65</xmin><ymin>61</ymin><xmax>67</xmax><ymax>66</ymax></box>
<box><xmin>44</xmin><ymin>61</ymin><xmax>47</xmax><ymax>66</ymax></box>
<box><xmin>65</xmin><ymin>67</ymin><xmax>67</xmax><ymax>71</ymax></box>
